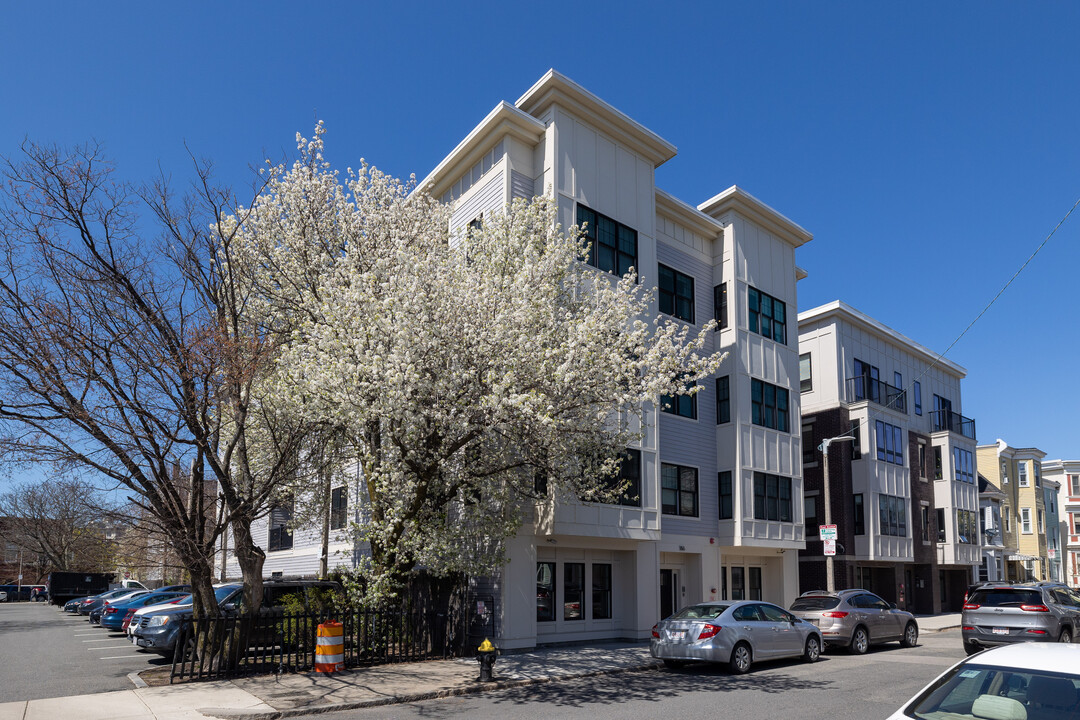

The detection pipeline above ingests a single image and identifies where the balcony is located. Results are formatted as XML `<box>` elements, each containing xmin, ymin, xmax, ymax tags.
<box><xmin>931</xmin><ymin>409</ymin><xmax>976</xmax><ymax>440</ymax></box>
<box><xmin>845</xmin><ymin>377</ymin><xmax>907</xmax><ymax>413</ymax></box>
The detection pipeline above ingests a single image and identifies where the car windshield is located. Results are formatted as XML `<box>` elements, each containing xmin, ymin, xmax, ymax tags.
<box><xmin>672</xmin><ymin>604</ymin><xmax>728</xmax><ymax>620</ymax></box>
<box><xmin>215</xmin><ymin>586</ymin><xmax>241</xmax><ymax>602</ymax></box>
<box><xmin>791</xmin><ymin>596</ymin><xmax>841</xmax><ymax>611</ymax></box>
<box><xmin>904</xmin><ymin>663</ymin><xmax>1080</xmax><ymax>719</ymax></box>
<box><xmin>968</xmin><ymin>589</ymin><xmax>1042</xmax><ymax>607</ymax></box>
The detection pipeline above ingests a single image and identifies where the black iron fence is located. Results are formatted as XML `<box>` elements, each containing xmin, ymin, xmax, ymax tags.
<box><xmin>171</xmin><ymin>597</ymin><xmax>494</xmax><ymax>682</ymax></box>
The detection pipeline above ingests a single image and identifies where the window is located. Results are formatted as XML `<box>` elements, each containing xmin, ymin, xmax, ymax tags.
<box><xmin>662</xmin><ymin>463</ymin><xmax>698</xmax><ymax>516</ymax></box>
<box><xmin>749</xmin><ymin>567</ymin><xmax>762</xmax><ymax>601</ymax></box>
<box><xmin>751</xmin><ymin>379</ymin><xmax>789</xmax><ymax>432</ymax></box>
<box><xmin>953</xmin><ymin>448</ymin><xmax>974</xmax><ymax>484</ymax></box>
<box><xmin>536</xmin><ymin>562</ymin><xmax>555</xmax><ymax>622</ymax></box>
<box><xmin>914</xmin><ymin>382</ymin><xmax>922</xmax><ymax>415</ymax></box>
<box><xmin>851</xmin><ymin>420</ymin><xmax>862</xmax><ymax>459</ymax></box>
<box><xmin>853</xmin><ymin>359</ymin><xmax>880</xmax><ymax>402</ymax></box>
<box><xmin>936</xmin><ymin>508</ymin><xmax>946</xmax><ymax>542</ymax></box>
<box><xmin>1071</xmin><ymin>474</ymin><xmax>1080</xmax><ymax>496</ymax></box>
<box><xmin>875</xmin><ymin>420</ymin><xmax>904</xmax><ymax>465</ymax></box>
<box><xmin>1004</xmin><ymin>506</ymin><xmax>1011</xmax><ymax>533</ymax></box>
<box><xmin>598</xmin><ymin>448</ymin><xmax>641</xmax><ymax>507</ymax></box>
<box><xmin>957</xmin><ymin>510</ymin><xmax>977</xmax><ymax>544</ymax></box>
<box><xmin>661</xmin><ymin>380</ymin><xmax>697</xmax><ymax>419</ymax></box>
<box><xmin>894</xmin><ymin>372</ymin><xmax>903</xmax><ymax>391</ymax></box>
<box><xmin>718</xmin><ymin>471</ymin><xmax>733</xmax><ymax>520</ymax></box>
<box><xmin>467</xmin><ymin>214</ymin><xmax>483</xmax><ymax>237</ymax></box>
<box><xmin>577</xmin><ymin>204</ymin><xmax>637</xmax><ymax>277</ymax></box>
<box><xmin>854</xmin><ymin>494</ymin><xmax>865</xmax><ymax>535</ymax></box>
<box><xmin>714</xmin><ymin>283</ymin><xmax>728</xmax><ymax>330</ymax></box>
<box><xmin>731</xmin><ymin>567</ymin><xmax>745</xmax><ymax>600</ymax></box>
<box><xmin>934</xmin><ymin>447</ymin><xmax>943</xmax><ymax>480</ymax></box>
<box><xmin>592</xmin><ymin>564</ymin><xmax>612</xmax><ymax>620</ymax></box>
<box><xmin>753</xmin><ymin>472</ymin><xmax>793</xmax><ymax>522</ymax></box>
<box><xmin>1019</xmin><ymin>463</ymin><xmax>1028</xmax><ymax>487</ymax></box>
<box><xmin>1021</xmin><ymin>507</ymin><xmax>1032</xmax><ymax>534</ymax></box>
<box><xmin>1038</xmin><ymin>509</ymin><xmax>1044</xmax><ymax>533</ymax></box>
<box><xmin>1034</xmin><ymin>464</ymin><xmax>1041</xmax><ymax>487</ymax></box>
<box><xmin>805</xmin><ymin>494</ymin><xmax>818</xmax><ymax>536</ymax></box>
<box><xmin>747</xmin><ymin>286</ymin><xmax>786</xmax><ymax>344</ymax></box>
<box><xmin>1001</xmin><ymin>460</ymin><xmax>1009</xmax><ymax>484</ymax></box>
<box><xmin>921</xmin><ymin>505</ymin><xmax>930</xmax><ymax>542</ymax></box>
<box><xmin>659</xmin><ymin>264</ymin><xmax>695</xmax><ymax>323</ymax></box>
<box><xmin>268</xmin><ymin>500</ymin><xmax>294</xmax><ymax>552</ymax></box>
<box><xmin>918</xmin><ymin>441</ymin><xmax>927</xmax><ymax>480</ymax></box>
<box><xmin>564</xmin><ymin>563</ymin><xmax>584</xmax><ymax>620</ymax></box>
<box><xmin>878</xmin><ymin>494</ymin><xmax>907</xmax><ymax>537</ymax></box>
<box><xmin>799</xmin><ymin>354</ymin><xmax>812</xmax><ymax>392</ymax></box>
<box><xmin>802</xmin><ymin>422</ymin><xmax>816</xmax><ymax>465</ymax></box>
<box><xmin>715</xmin><ymin>376</ymin><xmax>730</xmax><ymax>424</ymax></box>
<box><xmin>330</xmin><ymin>487</ymin><xmax>347</xmax><ymax>531</ymax></box>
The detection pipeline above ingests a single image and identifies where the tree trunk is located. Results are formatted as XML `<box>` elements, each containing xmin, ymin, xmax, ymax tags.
<box><xmin>231</xmin><ymin>518</ymin><xmax>265</xmax><ymax>614</ymax></box>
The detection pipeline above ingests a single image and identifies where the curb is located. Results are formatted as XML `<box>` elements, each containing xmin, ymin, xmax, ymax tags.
<box><xmin>206</xmin><ymin>661</ymin><xmax>663</xmax><ymax>720</ymax></box>
<box><xmin>128</xmin><ymin>671</ymin><xmax>149</xmax><ymax>689</ymax></box>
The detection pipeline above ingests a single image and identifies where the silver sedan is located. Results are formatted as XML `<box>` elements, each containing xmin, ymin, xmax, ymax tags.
<box><xmin>650</xmin><ymin>600</ymin><xmax>823</xmax><ymax>674</ymax></box>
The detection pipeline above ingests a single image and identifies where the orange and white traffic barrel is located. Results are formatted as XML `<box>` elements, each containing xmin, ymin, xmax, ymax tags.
<box><xmin>315</xmin><ymin>621</ymin><xmax>344</xmax><ymax>673</ymax></box>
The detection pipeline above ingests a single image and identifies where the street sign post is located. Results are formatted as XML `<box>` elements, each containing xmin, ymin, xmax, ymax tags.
<box><xmin>824</xmin><ymin>539</ymin><xmax>836</xmax><ymax>556</ymax></box>
<box><xmin>819</xmin><ymin>524</ymin><xmax>837</xmax><ymax>541</ymax></box>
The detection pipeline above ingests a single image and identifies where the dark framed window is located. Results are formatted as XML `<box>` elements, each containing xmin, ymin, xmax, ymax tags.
<box><xmin>957</xmin><ymin>509</ymin><xmax>977</xmax><ymax>544</ymax></box>
<box><xmin>268</xmin><ymin>500</ymin><xmax>294</xmax><ymax>552</ymax></box>
<box><xmin>747</xmin><ymin>286</ymin><xmax>786</xmax><ymax>344</ymax></box>
<box><xmin>564</xmin><ymin>563</ymin><xmax>584</xmax><ymax>621</ymax></box>
<box><xmin>659</xmin><ymin>264</ymin><xmax>694</xmax><ymax>323</ymax></box>
<box><xmin>718</xmin><ymin>471</ymin><xmax>733</xmax><ymax>519</ymax></box>
<box><xmin>714</xmin><ymin>283</ymin><xmax>728</xmax><ymax>330</ymax></box>
<box><xmin>731</xmin><ymin>566</ymin><xmax>745</xmax><ymax>600</ymax></box>
<box><xmin>878</xmin><ymin>494</ymin><xmax>907</xmax><ymax>537</ymax></box>
<box><xmin>330</xmin><ymin>486</ymin><xmax>347</xmax><ymax>530</ymax></box>
<box><xmin>715</xmin><ymin>376</ymin><xmax>730</xmax><ymax>424</ymax></box>
<box><xmin>749</xmin><ymin>567</ymin><xmax>762</xmax><ymax>601</ymax></box>
<box><xmin>592</xmin><ymin>564</ymin><xmax>612</xmax><ymax>620</ymax></box>
<box><xmin>661</xmin><ymin>380</ymin><xmax>697</xmax><ymax>419</ymax></box>
<box><xmin>606</xmin><ymin>448</ymin><xmax>641</xmax><ymax>507</ymax></box>
<box><xmin>854</xmin><ymin>494</ymin><xmax>865</xmax><ymax>535</ymax></box>
<box><xmin>851</xmin><ymin>420</ymin><xmax>862</xmax><ymax>460</ymax></box>
<box><xmin>753</xmin><ymin>472</ymin><xmax>792</xmax><ymax>522</ymax></box>
<box><xmin>921</xmin><ymin>505</ymin><xmax>930</xmax><ymax>542</ymax></box>
<box><xmin>800</xmin><ymin>353</ymin><xmax>812</xmax><ymax>392</ymax></box>
<box><xmin>934</xmin><ymin>447</ymin><xmax>943</xmax><ymax>480</ymax></box>
<box><xmin>875</xmin><ymin>420</ymin><xmax>903</xmax><ymax>465</ymax></box>
<box><xmin>751</xmin><ymin>379</ymin><xmax>789</xmax><ymax>432</ymax></box>
<box><xmin>936</xmin><ymin>508</ymin><xmax>946</xmax><ymax>542</ymax></box>
<box><xmin>805</xmin><ymin>494</ymin><xmax>818</xmax><ymax>537</ymax></box>
<box><xmin>662</xmin><ymin>463</ymin><xmax>698</xmax><ymax>516</ymax></box>
<box><xmin>536</xmin><ymin>562</ymin><xmax>555</xmax><ymax>622</ymax></box>
<box><xmin>577</xmin><ymin>204</ymin><xmax>636</xmax><ymax>277</ymax></box>
<box><xmin>953</xmin><ymin>447</ymin><xmax>974</xmax><ymax>484</ymax></box>
<box><xmin>802</xmin><ymin>422</ymin><xmax>816</xmax><ymax>465</ymax></box>
<box><xmin>914</xmin><ymin>381</ymin><xmax>922</xmax><ymax>415</ymax></box>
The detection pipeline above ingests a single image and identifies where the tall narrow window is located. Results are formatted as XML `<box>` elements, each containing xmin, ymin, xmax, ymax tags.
<box><xmin>718</xmin><ymin>471</ymin><xmax>733</xmax><ymax>520</ymax></box>
<box><xmin>749</xmin><ymin>567</ymin><xmax>762</xmax><ymax>600</ymax></box>
<box><xmin>913</xmin><ymin>382</ymin><xmax>922</xmax><ymax>415</ymax></box>
<box><xmin>1019</xmin><ymin>463</ymin><xmax>1028</xmax><ymax>487</ymax></box>
<box><xmin>921</xmin><ymin>505</ymin><xmax>930</xmax><ymax>542</ymax></box>
<box><xmin>1021</xmin><ymin>508</ymin><xmax>1032</xmax><ymax>534</ymax></box>
<box><xmin>658</xmin><ymin>264</ymin><xmax>695</xmax><ymax>323</ymax></box>
<box><xmin>802</xmin><ymin>422</ymin><xmax>816</xmax><ymax>465</ymax></box>
<box><xmin>936</xmin><ymin>508</ymin><xmax>946</xmax><ymax>542</ymax></box>
<box><xmin>330</xmin><ymin>487</ymin><xmax>347</xmax><ymax>530</ymax></box>
<box><xmin>536</xmin><ymin>562</ymin><xmax>555</xmax><ymax>622</ymax></box>
<box><xmin>564</xmin><ymin>563</ymin><xmax>584</xmax><ymax>620</ymax></box>
<box><xmin>853</xmin><ymin>494</ymin><xmax>865</xmax><ymax>535</ymax></box>
<box><xmin>716</xmin><ymin>376</ymin><xmax>730</xmax><ymax>424</ymax></box>
<box><xmin>599</xmin><ymin>448</ymin><xmax>641</xmax><ymax>507</ymax></box>
<box><xmin>851</xmin><ymin>420</ymin><xmax>862</xmax><ymax>459</ymax></box>
<box><xmin>592</xmin><ymin>564</ymin><xmax>612</xmax><ymax>620</ymax></box>
<box><xmin>731</xmin><ymin>567</ymin><xmax>745</xmax><ymax>600</ymax></box>
<box><xmin>268</xmin><ymin>499</ymin><xmax>294</xmax><ymax>552</ymax></box>
<box><xmin>934</xmin><ymin>447</ymin><xmax>943</xmax><ymax>480</ymax></box>
<box><xmin>805</xmin><ymin>495</ymin><xmax>818</xmax><ymax>537</ymax></box>
<box><xmin>800</xmin><ymin>354</ymin><xmax>813</xmax><ymax>392</ymax></box>
<box><xmin>713</xmin><ymin>283</ymin><xmax>727</xmax><ymax>330</ymax></box>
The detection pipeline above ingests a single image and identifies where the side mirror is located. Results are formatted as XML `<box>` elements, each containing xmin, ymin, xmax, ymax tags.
<box><xmin>889</xmin><ymin>602</ymin><xmax>897</xmax><ymax>609</ymax></box>
<box><xmin>222</xmin><ymin>602</ymin><xmax>237</xmax><ymax>612</ymax></box>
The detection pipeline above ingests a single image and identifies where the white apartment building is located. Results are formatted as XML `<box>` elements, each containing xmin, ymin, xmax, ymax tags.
<box><xmin>798</xmin><ymin>301</ymin><xmax>979</xmax><ymax>613</ymax></box>
<box><xmin>1044</xmin><ymin>460</ymin><xmax>1080</xmax><ymax>588</ymax></box>
<box><xmin>224</xmin><ymin>70</ymin><xmax>811</xmax><ymax>649</ymax></box>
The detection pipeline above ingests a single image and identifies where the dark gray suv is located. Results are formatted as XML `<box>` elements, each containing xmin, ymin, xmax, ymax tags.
<box><xmin>961</xmin><ymin>582</ymin><xmax>1080</xmax><ymax>655</ymax></box>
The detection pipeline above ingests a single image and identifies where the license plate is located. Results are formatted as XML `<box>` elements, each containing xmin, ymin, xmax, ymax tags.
<box><xmin>671</xmin><ymin>630</ymin><xmax>686</xmax><ymax>640</ymax></box>
<box><xmin>136</xmin><ymin>638</ymin><xmax>152</xmax><ymax>647</ymax></box>
<box><xmin>992</xmin><ymin>627</ymin><xmax>1009</xmax><ymax>635</ymax></box>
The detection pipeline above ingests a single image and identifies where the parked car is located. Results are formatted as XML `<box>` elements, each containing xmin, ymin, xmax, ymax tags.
<box><xmin>99</xmin><ymin>592</ymin><xmax>187</xmax><ymax>631</ymax></box>
<box><xmin>886</xmin><ymin>642</ymin><xmax>1080</xmax><ymax>719</ymax></box>
<box><xmin>789</xmin><ymin>589</ymin><xmax>919</xmax><ymax>654</ymax></box>
<box><xmin>126</xmin><ymin>594</ymin><xmax>191</xmax><ymax>636</ymax></box>
<box><xmin>89</xmin><ymin>590</ymin><xmax>149</xmax><ymax>624</ymax></box>
<box><xmin>650</xmin><ymin>600</ymin><xmax>822</xmax><ymax>674</ymax></box>
<box><xmin>83</xmin><ymin>589</ymin><xmax>147</xmax><ymax>618</ymax></box>
<box><xmin>961</xmin><ymin>582</ymin><xmax>1080</xmax><ymax>655</ymax></box>
<box><xmin>0</xmin><ymin>591</ymin><xmax>6</xmax><ymax>602</ymax></box>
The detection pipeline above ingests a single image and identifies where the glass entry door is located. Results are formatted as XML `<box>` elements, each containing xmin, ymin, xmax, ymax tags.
<box><xmin>660</xmin><ymin>568</ymin><xmax>679</xmax><ymax>619</ymax></box>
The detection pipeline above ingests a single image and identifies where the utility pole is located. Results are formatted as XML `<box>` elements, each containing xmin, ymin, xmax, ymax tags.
<box><xmin>819</xmin><ymin>435</ymin><xmax>855</xmax><ymax>593</ymax></box>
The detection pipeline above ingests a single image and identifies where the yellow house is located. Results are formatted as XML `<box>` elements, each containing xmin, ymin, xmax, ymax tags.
<box><xmin>976</xmin><ymin>440</ymin><xmax>1048</xmax><ymax>581</ymax></box>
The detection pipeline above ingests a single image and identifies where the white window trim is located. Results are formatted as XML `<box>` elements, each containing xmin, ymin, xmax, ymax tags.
<box><xmin>1021</xmin><ymin>507</ymin><xmax>1032</xmax><ymax>534</ymax></box>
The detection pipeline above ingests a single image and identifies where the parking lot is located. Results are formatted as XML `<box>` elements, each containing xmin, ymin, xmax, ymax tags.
<box><xmin>0</xmin><ymin>601</ymin><xmax>169</xmax><ymax>703</ymax></box>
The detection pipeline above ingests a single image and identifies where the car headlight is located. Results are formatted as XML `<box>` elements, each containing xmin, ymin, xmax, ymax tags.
<box><xmin>148</xmin><ymin>615</ymin><xmax>170</xmax><ymax>627</ymax></box>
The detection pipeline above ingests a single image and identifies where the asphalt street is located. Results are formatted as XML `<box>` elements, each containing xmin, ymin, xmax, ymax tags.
<box><xmin>0</xmin><ymin>600</ymin><xmax>169</xmax><ymax>702</ymax></box>
<box><xmin>312</xmin><ymin>630</ymin><xmax>967</xmax><ymax>720</ymax></box>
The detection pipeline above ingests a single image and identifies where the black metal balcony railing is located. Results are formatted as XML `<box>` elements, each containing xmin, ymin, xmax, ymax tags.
<box><xmin>845</xmin><ymin>377</ymin><xmax>907</xmax><ymax>413</ymax></box>
<box><xmin>930</xmin><ymin>409</ymin><xmax>977</xmax><ymax>440</ymax></box>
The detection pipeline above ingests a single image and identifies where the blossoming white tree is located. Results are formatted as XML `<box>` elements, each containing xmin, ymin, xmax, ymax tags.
<box><xmin>229</xmin><ymin>125</ymin><xmax>725</xmax><ymax>599</ymax></box>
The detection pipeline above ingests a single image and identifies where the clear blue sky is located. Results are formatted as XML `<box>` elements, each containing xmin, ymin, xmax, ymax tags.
<box><xmin>2</xmin><ymin>1</ymin><xmax>1078</xmax><ymax>474</ymax></box>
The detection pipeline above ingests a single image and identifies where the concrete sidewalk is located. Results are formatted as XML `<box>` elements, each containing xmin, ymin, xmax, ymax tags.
<box><xmin>0</xmin><ymin>617</ymin><xmax>962</xmax><ymax>720</ymax></box>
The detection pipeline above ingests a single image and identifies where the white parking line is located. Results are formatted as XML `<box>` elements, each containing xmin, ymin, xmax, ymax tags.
<box><xmin>89</xmin><ymin>645</ymin><xmax>134</xmax><ymax>650</ymax></box>
<box><xmin>99</xmin><ymin>655</ymin><xmax>142</xmax><ymax>659</ymax></box>
<box><xmin>83</xmin><ymin>638</ymin><xmax>121</xmax><ymax>642</ymax></box>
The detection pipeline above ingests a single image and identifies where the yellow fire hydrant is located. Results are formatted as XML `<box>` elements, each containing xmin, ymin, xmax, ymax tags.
<box><xmin>476</xmin><ymin>638</ymin><xmax>497</xmax><ymax>682</ymax></box>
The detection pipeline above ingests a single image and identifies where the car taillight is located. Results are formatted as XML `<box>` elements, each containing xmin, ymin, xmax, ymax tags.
<box><xmin>822</xmin><ymin>611</ymin><xmax>849</xmax><ymax>618</ymax></box>
<box><xmin>963</xmin><ymin>603</ymin><xmax>980</xmax><ymax>610</ymax></box>
<box><xmin>105</xmin><ymin>607</ymin><xmax>119</xmax><ymax>615</ymax></box>
<box><xmin>962</xmin><ymin>626</ymin><xmax>975</xmax><ymax>631</ymax></box>
<box><xmin>651</xmin><ymin>624</ymin><xmax>660</xmax><ymax>639</ymax></box>
<box><xmin>1021</xmin><ymin>605</ymin><xmax>1050</xmax><ymax>612</ymax></box>
<box><xmin>698</xmin><ymin>624</ymin><xmax>721</xmax><ymax>640</ymax></box>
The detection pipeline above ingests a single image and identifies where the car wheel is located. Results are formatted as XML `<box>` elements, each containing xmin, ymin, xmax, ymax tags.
<box><xmin>803</xmin><ymin>635</ymin><xmax>821</xmax><ymax>663</ymax></box>
<box><xmin>901</xmin><ymin>622</ymin><xmax>919</xmax><ymax>648</ymax></box>
<box><xmin>849</xmin><ymin>626</ymin><xmax>869</xmax><ymax>655</ymax></box>
<box><xmin>729</xmin><ymin>642</ymin><xmax>752</xmax><ymax>674</ymax></box>
<box><xmin>662</xmin><ymin>659</ymin><xmax>686</xmax><ymax>669</ymax></box>
<box><xmin>1060</xmin><ymin>628</ymin><xmax>1073</xmax><ymax>643</ymax></box>
<box><xmin>963</xmin><ymin>641</ymin><xmax>981</xmax><ymax>656</ymax></box>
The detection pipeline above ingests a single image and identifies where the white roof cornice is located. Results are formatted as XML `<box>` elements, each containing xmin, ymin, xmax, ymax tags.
<box><xmin>516</xmin><ymin>70</ymin><xmax>677</xmax><ymax>167</ymax></box>
<box><xmin>697</xmin><ymin>185</ymin><xmax>812</xmax><ymax>248</ymax></box>
<box><xmin>798</xmin><ymin>300</ymin><xmax>967</xmax><ymax>377</ymax></box>
<box><xmin>415</xmin><ymin>101</ymin><xmax>546</xmax><ymax>199</ymax></box>
<box><xmin>655</xmin><ymin>188</ymin><xmax>724</xmax><ymax>238</ymax></box>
